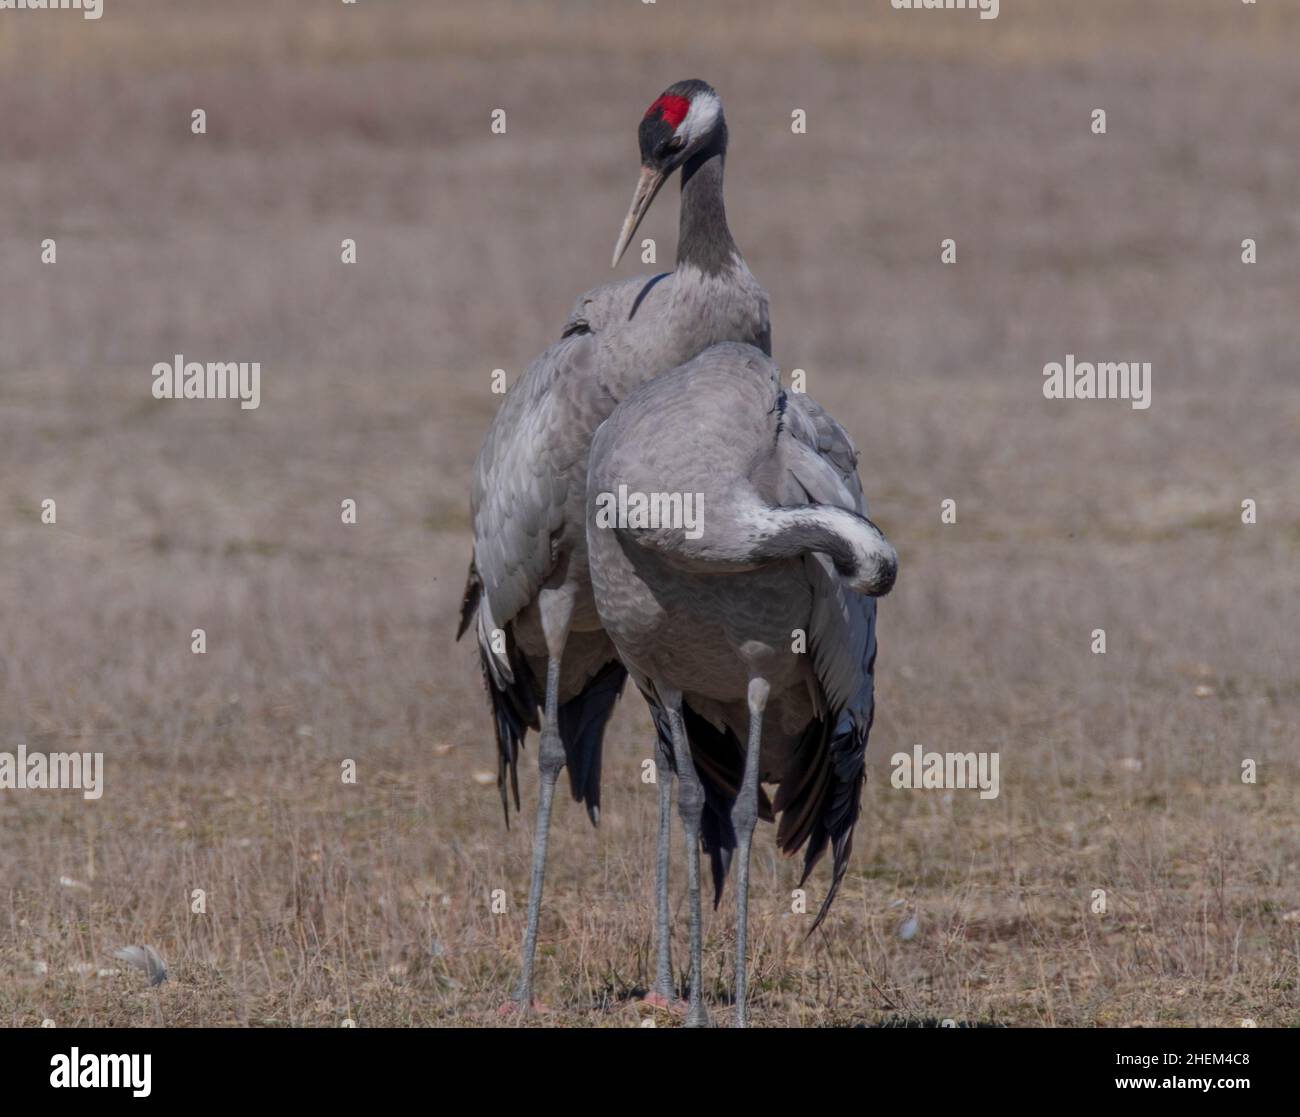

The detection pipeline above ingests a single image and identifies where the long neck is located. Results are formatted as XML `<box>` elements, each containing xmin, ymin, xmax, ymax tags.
<box><xmin>628</xmin><ymin>496</ymin><xmax>896</xmax><ymax>597</ymax></box>
<box><xmin>678</xmin><ymin>140</ymin><xmax>739</xmax><ymax>276</ymax></box>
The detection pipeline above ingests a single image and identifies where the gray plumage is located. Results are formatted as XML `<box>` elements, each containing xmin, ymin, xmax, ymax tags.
<box><xmin>585</xmin><ymin>342</ymin><xmax>897</xmax><ymax>1026</ymax></box>
<box><xmin>456</xmin><ymin>80</ymin><xmax>769</xmax><ymax>1011</ymax></box>
<box><xmin>113</xmin><ymin>945</ymin><xmax>168</xmax><ymax>986</ymax></box>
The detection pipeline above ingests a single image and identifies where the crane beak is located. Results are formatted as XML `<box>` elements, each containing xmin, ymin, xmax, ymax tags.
<box><xmin>611</xmin><ymin>165</ymin><xmax>667</xmax><ymax>268</ymax></box>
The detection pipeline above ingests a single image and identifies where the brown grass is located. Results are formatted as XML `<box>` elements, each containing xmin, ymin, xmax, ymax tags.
<box><xmin>1</xmin><ymin>0</ymin><xmax>1297</xmax><ymax>1027</ymax></box>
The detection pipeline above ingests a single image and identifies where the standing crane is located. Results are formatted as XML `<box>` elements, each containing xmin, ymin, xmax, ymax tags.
<box><xmin>457</xmin><ymin>80</ymin><xmax>769</xmax><ymax>1012</ymax></box>
<box><xmin>585</xmin><ymin>341</ymin><xmax>898</xmax><ymax>1027</ymax></box>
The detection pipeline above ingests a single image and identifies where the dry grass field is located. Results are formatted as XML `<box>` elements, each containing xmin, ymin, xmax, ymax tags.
<box><xmin>1</xmin><ymin>0</ymin><xmax>1298</xmax><ymax>1027</ymax></box>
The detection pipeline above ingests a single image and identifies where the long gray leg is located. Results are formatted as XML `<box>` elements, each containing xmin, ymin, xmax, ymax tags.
<box><xmin>732</xmin><ymin>677</ymin><xmax>768</xmax><ymax>1028</ymax></box>
<box><xmin>513</xmin><ymin>592</ymin><xmax>572</xmax><ymax>1011</ymax></box>
<box><xmin>652</xmin><ymin>733</ymin><xmax>674</xmax><ymax>1002</ymax></box>
<box><xmin>664</xmin><ymin>688</ymin><xmax>709</xmax><ymax>1028</ymax></box>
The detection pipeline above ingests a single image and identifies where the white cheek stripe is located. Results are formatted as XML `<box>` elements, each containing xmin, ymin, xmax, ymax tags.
<box><xmin>676</xmin><ymin>92</ymin><xmax>720</xmax><ymax>145</ymax></box>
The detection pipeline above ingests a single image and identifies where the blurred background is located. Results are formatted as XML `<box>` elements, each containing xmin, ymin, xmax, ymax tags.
<box><xmin>1</xmin><ymin>0</ymin><xmax>1297</xmax><ymax>1026</ymax></box>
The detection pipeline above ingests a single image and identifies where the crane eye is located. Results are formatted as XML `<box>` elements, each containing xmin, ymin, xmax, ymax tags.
<box><xmin>656</xmin><ymin>136</ymin><xmax>685</xmax><ymax>160</ymax></box>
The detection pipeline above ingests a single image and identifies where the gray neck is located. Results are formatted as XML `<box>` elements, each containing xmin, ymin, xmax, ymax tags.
<box><xmin>678</xmin><ymin>142</ymin><xmax>739</xmax><ymax>276</ymax></box>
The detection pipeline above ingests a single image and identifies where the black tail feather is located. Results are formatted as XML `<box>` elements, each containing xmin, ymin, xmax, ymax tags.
<box><xmin>477</xmin><ymin>628</ymin><xmax>539</xmax><ymax>826</ymax></box>
<box><xmin>798</xmin><ymin>709</ymin><xmax>871</xmax><ymax>936</ymax></box>
<box><xmin>462</xmin><ymin>554</ymin><xmax>623</xmax><ymax>828</ymax></box>
<box><xmin>684</xmin><ymin>704</ymin><xmax>746</xmax><ymax>909</ymax></box>
<box><xmin>649</xmin><ymin>691</ymin><xmax>868</xmax><ymax>930</ymax></box>
<box><xmin>456</xmin><ymin>558</ymin><xmax>482</xmax><ymax>642</ymax></box>
<box><xmin>557</xmin><ymin>659</ymin><xmax>627</xmax><ymax>825</ymax></box>
<box><xmin>460</xmin><ymin>554</ymin><xmax>535</xmax><ymax>824</ymax></box>
<box><xmin>650</xmin><ymin>700</ymin><xmax>773</xmax><ymax>907</ymax></box>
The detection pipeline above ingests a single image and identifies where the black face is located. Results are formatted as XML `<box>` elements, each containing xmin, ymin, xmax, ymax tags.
<box><xmin>638</xmin><ymin>114</ymin><xmax>686</xmax><ymax>172</ymax></box>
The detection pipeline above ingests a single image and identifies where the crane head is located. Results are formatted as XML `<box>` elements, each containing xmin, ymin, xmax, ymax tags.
<box><xmin>612</xmin><ymin>79</ymin><xmax>726</xmax><ymax>267</ymax></box>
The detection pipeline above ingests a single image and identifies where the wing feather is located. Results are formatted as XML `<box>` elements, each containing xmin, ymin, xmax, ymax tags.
<box><xmin>776</xmin><ymin>392</ymin><xmax>881</xmax><ymax>930</ymax></box>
